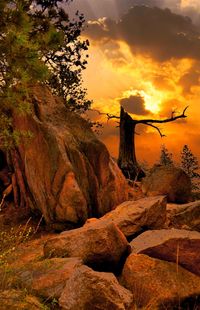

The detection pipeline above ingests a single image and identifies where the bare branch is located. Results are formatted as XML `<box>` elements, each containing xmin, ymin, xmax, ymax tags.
<box><xmin>136</xmin><ymin>106</ymin><xmax>189</xmax><ymax>125</ymax></box>
<box><xmin>146</xmin><ymin>123</ymin><xmax>166</xmax><ymax>138</ymax></box>
<box><xmin>89</xmin><ymin>109</ymin><xmax>120</xmax><ymax>120</ymax></box>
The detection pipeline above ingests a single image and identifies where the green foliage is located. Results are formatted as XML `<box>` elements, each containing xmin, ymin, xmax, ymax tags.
<box><xmin>0</xmin><ymin>0</ymin><xmax>90</xmax><ymax>148</ymax></box>
<box><xmin>159</xmin><ymin>144</ymin><xmax>173</xmax><ymax>166</ymax></box>
<box><xmin>180</xmin><ymin>145</ymin><xmax>200</xmax><ymax>190</ymax></box>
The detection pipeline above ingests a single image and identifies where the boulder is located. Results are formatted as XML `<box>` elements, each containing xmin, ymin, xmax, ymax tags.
<box><xmin>13</xmin><ymin>85</ymin><xmax>130</xmax><ymax>225</ymax></box>
<box><xmin>166</xmin><ymin>200</ymin><xmax>200</xmax><ymax>231</ymax></box>
<box><xmin>0</xmin><ymin>290</ymin><xmax>43</xmax><ymax>310</ymax></box>
<box><xmin>120</xmin><ymin>254</ymin><xmax>200</xmax><ymax>309</ymax></box>
<box><xmin>130</xmin><ymin>229</ymin><xmax>200</xmax><ymax>276</ymax></box>
<box><xmin>142</xmin><ymin>165</ymin><xmax>191</xmax><ymax>203</ymax></box>
<box><xmin>100</xmin><ymin>196</ymin><xmax>166</xmax><ymax>237</ymax></box>
<box><xmin>44</xmin><ymin>220</ymin><xmax>130</xmax><ymax>271</ymax></box>
<box><xmin>4</xmin><ymin>258</ymin><xmax>83</xmax><ymax>299</ymax></box>
<box><xmin>59</xmin><ymin>265</ymin><xmax>133</xmax><ymax>310</ymax></box>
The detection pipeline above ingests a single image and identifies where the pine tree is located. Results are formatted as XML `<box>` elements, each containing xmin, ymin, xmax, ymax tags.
<box><xmin>0</xmin><ymin>0</ymin><xmax>90</xmax><ymax>148</ymax></box>
<box><xmin>159</xmin><ymin>144</ymin><xmax>173</xmax><ymax>166</ymax></box>
<box><xmin>180</xmin><ymin>145</ymin><xmax>200</xmax><ymax>189</ymax></box>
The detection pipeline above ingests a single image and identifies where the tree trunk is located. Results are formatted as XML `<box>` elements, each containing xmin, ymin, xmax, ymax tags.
<box><xmin>118</xmin><ymin>107</ymin><xmax>145</xmax><ymax>181</ymax></box>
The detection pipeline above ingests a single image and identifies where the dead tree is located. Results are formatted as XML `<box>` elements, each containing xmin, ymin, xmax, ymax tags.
<box><xmin>106</xmin><ymin>106</ymin><xmax>188</xmax><ymax>181</ymax></box>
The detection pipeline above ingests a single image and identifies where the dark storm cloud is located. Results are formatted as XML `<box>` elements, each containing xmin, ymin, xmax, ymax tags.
<box><xmin>86</xmin><ymin>6</ymin><xmax>200</xmax><ymax>62</ymax></box>
<box><xmin>66</xmin><ymin>0</ymin><xmax>136</xmax><ymax>20</ymax></box>
<box><xmin>120</xmin><ymin>94</ymin><xmax>148</xmax><ymax>115</ymax></box>
<box><xmin>178</xmin><ymin>62</ymin><xmax>200</xmax><ymax>94</ymax></box>
<box><xmin>67</xmin><ymin>0</ymin><xmax>200</xmax><ymax>25</ymax></box>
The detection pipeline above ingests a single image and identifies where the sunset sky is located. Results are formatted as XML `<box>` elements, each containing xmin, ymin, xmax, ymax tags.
<box><xmin>69</xmin><ymin>0</ymin><xmax>200</xmax><ymax>165</ymax></box>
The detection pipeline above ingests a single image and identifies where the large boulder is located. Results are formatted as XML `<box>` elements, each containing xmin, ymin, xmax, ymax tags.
<box><xmin>13</xmin><ymin>85</ymin><xmax>130</xmax><ymax>225</ymax></box>
<box><xmin>59</xmin><ymin>265</ymin><xmax>133</xmax><ymax>310</ymax></box>
<box><xmin>142</xmin><ymin>165</ymin><xmax>191</xmax><ymax>203</ymax></box>
<box><xmin>43</xmin><ymin>220</ymin><xmax>130</xmax><ymax>271</ymax></box>
<box><xmin>120</xmin><ymin>254</ymin><xmax>200</xmax><ymax>309</ymax></box>
<box><xmin>130</xmin><ymin>229</ymin><xmax>200</xmax><ymax>276</ymax></box>
<box><xmin>166</xmin><ymin>200</ymin><xmax>200</xmax><ymax>231</ymax></box>
<box><xmin>100</xmin><ymin>196</ymin><xmax>166</xmax><ymax>237</ymax></box>
<box><xmin>2</xmin><ymin>258</ymin><xmax>83</xmax><ymax>299</ymax></box>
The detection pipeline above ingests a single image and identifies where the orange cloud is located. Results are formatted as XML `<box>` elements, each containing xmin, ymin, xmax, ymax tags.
<box><xmin>82</xmin><ymin>6</ymin><xmax>200</xmax><ymax>164</ymax></box>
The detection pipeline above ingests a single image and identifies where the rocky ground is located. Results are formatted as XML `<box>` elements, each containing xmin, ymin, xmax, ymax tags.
<box><xmin>0</xmin><ymin>195</ymin><xmax>200</xmax><ymax>310</ymax></box>
<box><xmin>0</xmin><ymin>87</ymin><xmax>199</xmax><ymax>309</ymax></box>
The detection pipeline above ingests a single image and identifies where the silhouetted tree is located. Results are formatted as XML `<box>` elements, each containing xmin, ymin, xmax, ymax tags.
<box><xmin>107</xmin><ymin>106</ymin><xmax>188</xmax><ymax>181</ymax></box>
<box><xmin>159</xmin><ymin>144</ymin><xmax>173</xmax><ymax>166</ymax></box>
<box><xmin>181</xmin><ymin>145</ymin><xmax>200</xmax><ymax>189</ymax></box>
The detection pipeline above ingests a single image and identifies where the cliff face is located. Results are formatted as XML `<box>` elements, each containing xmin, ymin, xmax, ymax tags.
<box><xmin>13</xmin><ymin>86</ymin><xmax>129</xmax><ymax>224</ymax></box>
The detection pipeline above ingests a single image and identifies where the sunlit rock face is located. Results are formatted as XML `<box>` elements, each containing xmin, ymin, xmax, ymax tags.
<box><xmin>130</xmin><ymin>229</ymin><xmax>200</xmax><ymax>276</ymax></box>
<box><xmin>120</xmin><ymin>253</ymin><xmax>200</xmax><ymax>309</ymax></box>
<box><xmin>13</xmin><ymin>85</ymin><xmax>129</xmax><ymax>225</ymax></box>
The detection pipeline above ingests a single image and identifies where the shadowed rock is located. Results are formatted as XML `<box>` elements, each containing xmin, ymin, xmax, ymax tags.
<box><xmin>166</xmin><ymin>200</ymin><xmax>200</xmax><ymax>231</ymax></box>
<box><xmin>44</xmin><ymin>220</ymin><xmax>130</xmax><ymax>271</ymax></box>
<box><xmin>130</xmin><ymin>229</ymin><xmax>200</xmax><ymax>276</ymax></box>
<box><xmin>59</xmin><ymin>265</ymin><xmax>133</xmax><ymax>310</ymax></box>
<box><xmin>120</xmin><ymin>254</ymin><xmax>200</xmax><ymax>309</ymax></box>
<box><xmin>142</xmin><ymin>165</ymin><xmax>191</xmax><ymax>203</ymax></box>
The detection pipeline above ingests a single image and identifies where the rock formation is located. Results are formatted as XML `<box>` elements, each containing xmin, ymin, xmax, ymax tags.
<box><xmin>11</xmin><ymin>86</ymin><xmax>130</xmax><ymax>225</ymax></box>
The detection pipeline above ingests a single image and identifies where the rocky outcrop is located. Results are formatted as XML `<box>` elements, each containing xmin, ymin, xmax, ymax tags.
<box><xmin>59</xmin><ymin>265</ymin><xmax>133</xmax><ymax>310</ymax></box>
<box><xmin>142</xmin><ymin>165</ymin><xmax>191</xmax><ymax>203</ymax></box>
<box><xmin>130</xmin><ymin>229</ymin><xmax>200</xmax><ymax>276</ymax></box>
<box><xmin>0</xmin><ymin>290</ymin><xmax>44</xmax><ymax>310</ymax></box>
<box><xmin>120</xmin><ymin>254</ymin><xmax>200</xmax><ymax>309</ymax></box>
<box><xmin>6</xmin><ymin>258</ymin><xmax>83</xmax><ymax>299</ymax></box>
<box><xmin>44</xmin><ymin>220</ymin><xmax>130</xmax><ymax>271</ymax></box>
<box><xmin>13</xmin><ymin>85</ymin><xmax>130</xmax><ymax>225</ymax></box>
<box><xmin>100</xmin><ymin>196</ymin><xmax>166</xmax><ymax>237</ymax></box>
<box><xmin>166</xmin><ymin>200</ymin><xmax>200</xmax><ymax>231</ymax></box>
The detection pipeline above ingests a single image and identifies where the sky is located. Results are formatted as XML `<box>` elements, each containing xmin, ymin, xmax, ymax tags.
<box><xmin>68</xmin><ymin>0</ymin><xmax>200</xmax><ymax>165</ymax></box>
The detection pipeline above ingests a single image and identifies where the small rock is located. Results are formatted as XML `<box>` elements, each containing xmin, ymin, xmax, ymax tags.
<box><xmin>59</xmin><ymin>265</ymin><xmax>133</xmax><ymax>310</ymax></box>
<box><xmin>130</xmin><ymin>229</ymin><xmax>200</xmax><ymax>276</ymax></box>
<box><xmin>166</xmin><ymin>200</ymin><xmax>200</xmax><ymax>231</ymax></box>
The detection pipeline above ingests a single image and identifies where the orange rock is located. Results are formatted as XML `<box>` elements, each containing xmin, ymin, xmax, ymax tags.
<box><xmin>59</xmin><ymin>265</ymin><xmax>133</xmax><ymax>310</ymax></box>
<box><xmin>101</xmin><ymin>196</ymin><xmax>167</xmax><ymax>237</ymax></box>
<box><xmin>13</xmin><ymin>86</ymin><xmax>130</xmax><ymax>225</ymax></box>
<box><xmin>130</xmin><ymin>229</ymin><xmax>200</xmax><ymax>276</ymax></box>
<box><xmin>44</xmin><ymin>220</ymin><xmax>130</xmax><ymax>271</ymax></box>
<box><xmin>120</xmin><ymin>254</ymin><xmax>200</xmax><ymax>309</ymax></box>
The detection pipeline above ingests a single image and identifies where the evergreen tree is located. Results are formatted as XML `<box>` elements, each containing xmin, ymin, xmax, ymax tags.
<box><xmin>0</xmin><ymin>0</ymin><xmax>90</xmax><ymax>148</ymax></box>
<box><xmin>180</xmin><ymin>145</ymin><xmax>200</xmax><ymax>189</ymax></box>
<box><xmin>159</xmin><ymin>144</ymin><xmax>173</xmax><ymax>166</ymax></box>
